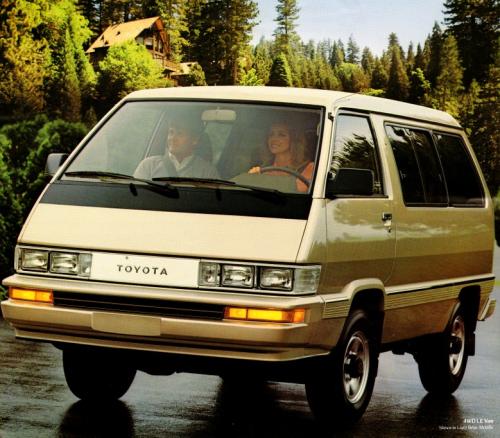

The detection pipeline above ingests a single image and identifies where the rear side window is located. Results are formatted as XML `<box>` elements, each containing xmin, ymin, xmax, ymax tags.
<box><xmin>386</xmin><ymin>125</ymin><xmax>447</xmax><ymax>205</ymax></box>
<box><xmin>332</xmin><ymin>114</ymin><xmax>383</xmax><ymax>194</ymax></box>
<box><xmin>434</xmin><ymin>134</ymin><xmax>484</xmax><ymax>206</ymax></box>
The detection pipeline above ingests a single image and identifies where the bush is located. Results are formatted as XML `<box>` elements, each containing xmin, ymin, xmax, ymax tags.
<box><xmin>19</xmin><ymin>119</ymin><xmax>87</xmax><ymax>213</ymax></box>
<box><xmin>0</xmin><ymin>118</ymin><xmax>88</xmax><ymax>280</ymax></box>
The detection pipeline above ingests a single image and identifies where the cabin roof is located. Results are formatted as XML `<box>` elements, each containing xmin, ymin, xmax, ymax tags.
<box><xmin>86</xmin><ymin>16</ymin><xmax>162</xmax><ymax>53</ymax></box>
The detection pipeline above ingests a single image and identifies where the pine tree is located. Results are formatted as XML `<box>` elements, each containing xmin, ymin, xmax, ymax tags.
<box><xmin>42</xmin><ymin>0</ymin><xmax>96</xmax><ymax>122</ymax></box>
<box><xmin>468</xmin><ymin>58</ymin><xmax>500</xmax><ymax>193</ymax></box>
<box><xmin>273</xmin><ymin>0</ymin><xmax>300</xmax><ymax>54</ymax></box>
<box><xmin>432</xmin><ymin>35</ymin><xmax>464</xmax><ymax>116</ymax></box>
<box><xmin>253</xmin><ymin>38</ymin><xmax>273</xmax><ymax>84</ymax></box>
<box><xmin>361</xmin><ymin>47</ymin><xmax>375</xmax><ymax>78</ymax></box>
<box><xmin>409</xmin><ymin>68</ymin><xmax>431</xmax><ymax>105</ymax></box>
<box><xmin>371</xmin><ymin>58</ymin><xmax>389</xmax><ymax>90</ymax></box>
<box><xmin>185</xmin><ymin>0</ymin><xmax>258</xmax><ymax>85</ymax></box>
<box><xmin>387</xmin><ymin>48</ymin><xmax>410</xmax><ymax>101</ymax></box>
<box><xmin>346</xmin><ymin>35</ymin><xmax>360</xmax><ymax>64</ymax></box>
<box><xmin>426</xmin><ymin>22</ymin><xmax>443</xmax><ymax>87</ymax></box>
<box><xmin>0</xmin><ymin>0</ymin><xmax>50</xmax><ymax>120</ymax></box>
<box><xmin>268</xmin><ymin>53</ymin><xmax>293</xmax><ymax>87</ymax></box>
<box><xmin>444</xmin><ymin>0</ymin><xmax>499</xmax><ymax>85</ymax></box>
<box><xmin>406</xmin><ymin>42</ymin><xmax>415</xmax><ymax>74</ymax></box>
<box><xmin>414</xmin><ymin>43</ymin><xmax>427</xmax><ymax>71</ymax></box>
<box><xmin>329</xmin><ymin>40</ymin><xmax>345</xmax><ymax>68</ymax></box>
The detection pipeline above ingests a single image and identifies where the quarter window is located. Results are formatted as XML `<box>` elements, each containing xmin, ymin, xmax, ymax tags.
<box><xmin>331</xmin><ymin>115</ymin><xmax>383</xmax><ymax>194</ymax></box>
<box><xmin>386</xmin><ymin>126</ymin><xmax>447</xmax><ymax>205</ymax></box>
<box><xmin>434</xmin><ymin>134</ymin><xmax>484</xmax><ymax>206</ymax></box>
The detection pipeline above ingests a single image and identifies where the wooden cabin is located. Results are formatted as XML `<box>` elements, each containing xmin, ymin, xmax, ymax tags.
<box><xmin>86</xmin><ymin>17</ymin><xmax>181</xmax><ymax>78</ymax></box>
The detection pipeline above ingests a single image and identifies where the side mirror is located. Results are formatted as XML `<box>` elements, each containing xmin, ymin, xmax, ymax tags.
<box><xmin>45</xmin><ymin>153</ymin><xmax>69</xmax><ymax>176</ymax></box>
<box><xmin>326</xmin><ymin>168</ymin><xmax>374</xmax><ymax>198</ymax></box>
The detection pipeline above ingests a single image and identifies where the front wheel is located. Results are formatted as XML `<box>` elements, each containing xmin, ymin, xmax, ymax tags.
<box><xmin>63</xmin><ymin>347</ymin><xmax>136</xmax><ymax>401</ymax></box>
<box><xmin>306</xmin><ymin>309</ymin><xmax>379</xmax><ymax>426</ymax></box>
<box><xmin>416</xmin><ymin>305</ymin><xmax>469</xmax><ymax>394</ymax></box>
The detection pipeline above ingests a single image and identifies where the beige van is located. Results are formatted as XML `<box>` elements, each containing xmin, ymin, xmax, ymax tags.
<box><xmin>2</xmin><ymin>86</ymin><xmax>496</xmax><ymax>425</ymax></box>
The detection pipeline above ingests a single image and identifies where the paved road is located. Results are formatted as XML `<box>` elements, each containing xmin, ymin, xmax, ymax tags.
<box><xmin>1</xmin><ymin>253</ymin><xmax>499</xmax><ymax>437</ymax></box>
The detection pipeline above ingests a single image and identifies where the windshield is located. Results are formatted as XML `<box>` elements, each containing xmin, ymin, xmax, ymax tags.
<box><xmin>64</xmin><ymin>101</ymin><xmax>323</xmax><ymax>195</ymax></box>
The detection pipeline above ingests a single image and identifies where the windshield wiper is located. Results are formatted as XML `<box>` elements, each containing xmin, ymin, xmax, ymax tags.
<box><xmin>63</xmin><ymin>171</ymin><xmax>177</xmax><ymax>194</ymax></box>
<box><xmin>152</xmin><ymin>176</ymin><xmax>285</xmax><ymax>197</ymax></box>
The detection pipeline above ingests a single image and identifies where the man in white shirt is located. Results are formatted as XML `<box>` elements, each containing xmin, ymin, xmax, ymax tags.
<box><xmin>134</xmin><ymin>116</ymin><xmax>219</xmax><ymax>180</ymax></box>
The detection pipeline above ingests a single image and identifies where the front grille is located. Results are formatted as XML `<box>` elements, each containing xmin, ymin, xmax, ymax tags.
<box><xmin>53</xmin><ymin>291</ymin><xmax>225</xmax><ymax>320</ymax></box>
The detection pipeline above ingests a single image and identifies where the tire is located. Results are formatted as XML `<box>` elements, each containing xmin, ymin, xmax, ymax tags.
<box><xmin>306</xmin><ymin>309</ymin><xmax>379</xmax><ymax>426</ymax></box>
<box><xmin>63</xmin><ymin>347</ymin><xmax>136</xmax><ymax>401</ymax></box>
<box><xmin>416</xmin><ymin>305</ymin><xmax>469</xmax><ymax>395</ymax></box>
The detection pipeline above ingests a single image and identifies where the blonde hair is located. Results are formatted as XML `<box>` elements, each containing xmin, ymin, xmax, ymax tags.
<box><xmin>265</xmin><ymin>121</ymin><xmax>307</xmax><ymax>169</ymax></box>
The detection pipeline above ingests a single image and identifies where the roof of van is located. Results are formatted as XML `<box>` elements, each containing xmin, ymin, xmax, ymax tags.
<box><xmin>127</xmin><ymin>86</ymin><xmax>461</xmax><ymax>128</ymax></box>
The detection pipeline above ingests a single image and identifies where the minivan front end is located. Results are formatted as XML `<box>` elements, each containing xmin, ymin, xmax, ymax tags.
<box><xmin>2</xmin><ymin>91</ymin><xmax>341</xmax><ymax>370</ymax></box>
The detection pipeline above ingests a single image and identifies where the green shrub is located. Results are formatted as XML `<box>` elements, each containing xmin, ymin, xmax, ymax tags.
<box><xmin>0</xmin><ymin>118</ymin><xmax>88</xmax><ymax>279</ymax></box>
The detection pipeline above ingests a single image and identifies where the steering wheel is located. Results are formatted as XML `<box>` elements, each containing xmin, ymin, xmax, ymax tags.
<box><xmin>259</xmin><ymin>166</ymin><xmax>311</xmax><ymax>187</ymax></box>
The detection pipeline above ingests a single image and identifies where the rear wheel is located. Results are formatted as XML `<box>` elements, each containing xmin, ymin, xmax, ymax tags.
<box><xmin>416</xmin><ymin>305</ymin><xmax>469</xmax><ymax>394</ymax></box>
<box><xmin>306</xmin><ymin>309</ymin><xmax>379</xmax><ymax>426</ymax></box>
<box><xmin>63</xmin><ymin>347</ymin><xmax>136</xmax><ymax>401</ymax></box>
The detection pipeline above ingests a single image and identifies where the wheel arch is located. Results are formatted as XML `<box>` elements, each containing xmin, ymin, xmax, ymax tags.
<box><xmin>348</xmin><ymin>285</ymin><xmax>386</xmax><ymax>344</ymax></box>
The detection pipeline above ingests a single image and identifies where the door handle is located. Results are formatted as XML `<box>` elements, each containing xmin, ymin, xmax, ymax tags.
<box><xmin>382</xmin><ymin>212</ymin><xmax>392</xmax><ymax>233</ymax></box>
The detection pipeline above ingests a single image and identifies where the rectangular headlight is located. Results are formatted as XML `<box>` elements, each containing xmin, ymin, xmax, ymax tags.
<box><xmin>260</xmin><ymin>267</ymin><xmax>293</xmax><ymax>291</ymax></box>
<box><xmin>199</xmin><ymin>262</ymin><xmax>220</xmax><ymax>286</ymax></box>
<box><xmin>20</xmin><ymin>249</ymin><xmax>49</xmax><ymax>272</ymax></box>
<box><xmin>221</xmin><ymin>264</ymin><xmax>254</xmax><ymax>288</ymax></box>
<box><xmin>49</xmin><ymin>252</ymin><xmax>92</xmax><ymax>276</ymax></box>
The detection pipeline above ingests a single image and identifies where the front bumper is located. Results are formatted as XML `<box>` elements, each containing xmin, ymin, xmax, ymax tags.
<box><xmin>2</xmin><ymin>274</ymin><xmax>343</xmax><ymax>362</ymax></box>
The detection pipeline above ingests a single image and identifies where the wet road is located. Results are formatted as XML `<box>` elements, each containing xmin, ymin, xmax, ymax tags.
<box><xmin>1</xmin><ymin>254</ymin><xmax>499</xmax><ymax>437</ymax></box>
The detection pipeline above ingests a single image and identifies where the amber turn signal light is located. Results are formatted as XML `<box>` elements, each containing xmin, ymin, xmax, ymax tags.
<box><xmin>224</xmin><ymin>306</ymin><xmax>305</xmax><ymax>323</ymax></box>
<box><xmin>9</xmin><ymin>287</ymin><xmax>53</xmax><ymax>304</ymax></box>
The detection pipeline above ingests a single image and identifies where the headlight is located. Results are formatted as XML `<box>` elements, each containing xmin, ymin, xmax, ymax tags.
<box><xmin>19</xmin><ymin>249</ymin><xmax>49</xmax><ymax>272</ymax></box>
<box><xmin>199</xmin><ymin>262</ymin><xmax>220</xmax><ymax>286</ymax></box>
<box><xmin>221</xmin><ymin>264</ymin><xmax>254</xmax><ymax>288</ymax></box>
<box><xmin>16</xmin><ymin>247</ymin><xmax>92</xmax><ymax>277</ymax></box>
<box><xmin>199</xmin><ymin>261</ymin><xmax>321</xmax><ymax>295</ymax></box>
<box><xmin>260</xmin><ymin>268</ymin><xmax>293</xmax><ymax>291</ymax></box>
<box><xmin>50</xmin><ymin>252</ymin><xmax>92</xmax><ymax>276</ymax></box>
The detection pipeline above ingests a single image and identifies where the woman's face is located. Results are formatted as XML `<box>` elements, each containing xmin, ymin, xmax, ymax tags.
<box><xmin>267</xmin><ymin>123</ymin><xmax>291</xmax><ymax>155</ymax></box>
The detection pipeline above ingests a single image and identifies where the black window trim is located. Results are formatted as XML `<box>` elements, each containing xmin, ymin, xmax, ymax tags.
<box><xmin>432</xmin><ymin>130</ymin><xmax>485</xmax><ymax>208</ymax></box>
<box><xmin>385</xmin><ymin>122</ymin><xmax>486</xmax><ymax>208</ymax></box>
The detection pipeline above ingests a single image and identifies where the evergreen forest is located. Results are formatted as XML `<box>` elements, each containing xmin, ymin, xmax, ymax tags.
<box><xmin>0</xmin><ymin>0</ymin><xmax>499</xmax><ymax>284</ymax></box>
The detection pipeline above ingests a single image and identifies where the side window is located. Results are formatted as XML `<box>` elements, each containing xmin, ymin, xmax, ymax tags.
<box><xmin>385</xmin><ymin>125</ymin><xmax>424</xmax><ymax>204</ymax></box>
<box><xmin>434</xmin><ymin>134</ymin><xmax>484</xmax><ymax>206</ymax></box>
<box><xmin>331</xmin><ymin>114</ymin><xmax>383</xmax><ymax>194</ymax></box>
<box><xmin>386</xmin><ymin>125</ymin><xmax>447</xmax><ymax>206</ymax></box>
<box><xmin>408</xmin><ymin>130</ymin><xmax>447</xmax><ymax>204</ymax></box>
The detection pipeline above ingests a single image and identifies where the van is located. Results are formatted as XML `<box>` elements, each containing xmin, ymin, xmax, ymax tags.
<box><xmin>2</xmin><ymin>86</ymin><xmax>496</xmax><ymax>425</ymax></box>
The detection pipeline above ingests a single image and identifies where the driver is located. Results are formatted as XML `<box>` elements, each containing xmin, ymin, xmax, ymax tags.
<box><xmin>134</xmin><ymin>116</ymin><xmax>219</xmax><ymax>180</ymax></box>
<box><xmin>248</xmin><ymin>120</ymin><xmax>314</xmax><ymax>192</ymax></box>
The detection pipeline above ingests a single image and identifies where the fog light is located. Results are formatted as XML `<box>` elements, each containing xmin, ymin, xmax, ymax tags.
<box><xmin>9</xmin><ymin>287</ymin><xmax>53</xmax><ymax>303</ymax></box>
<box><xmin>224</xmin><ymin>306</ymin><xmax>305</xmax><ymax>323</ymax></box>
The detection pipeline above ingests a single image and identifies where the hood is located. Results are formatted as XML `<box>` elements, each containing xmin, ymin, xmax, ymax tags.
<box><xmin>19</xmin><ymin>204</ymin><xmax>307</xmax><ymax>263</ymax></box>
